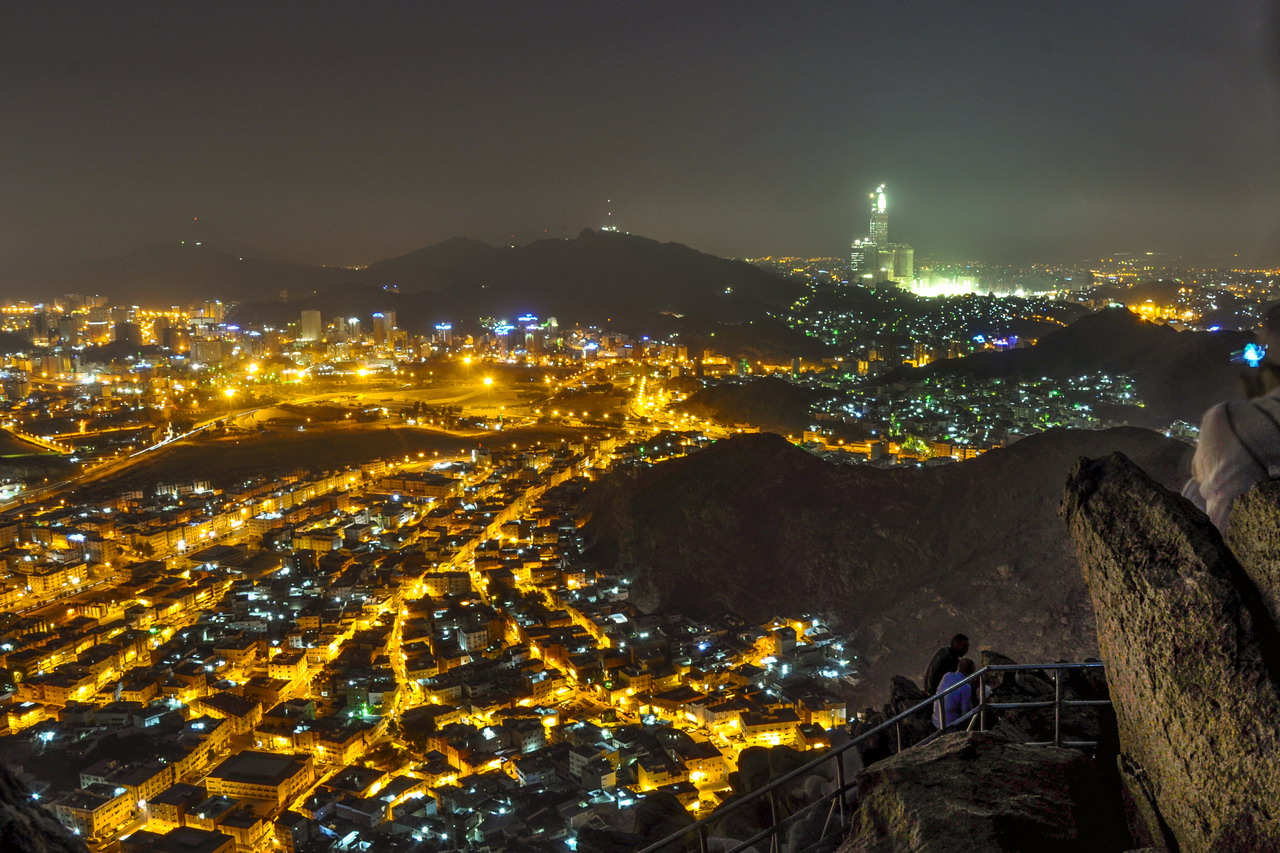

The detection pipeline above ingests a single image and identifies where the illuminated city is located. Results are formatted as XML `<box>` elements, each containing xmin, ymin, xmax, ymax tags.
<box><xmin>2</xmin><ymin>3</ymin><xmax>1279</xmax><ymax>853</ymax></box>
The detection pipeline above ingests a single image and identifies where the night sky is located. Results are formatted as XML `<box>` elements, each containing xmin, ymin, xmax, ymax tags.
<box><xmin>4</xmin><ymin>1</ymin><xmax>1279</xmax><ymax>270</ymax></box>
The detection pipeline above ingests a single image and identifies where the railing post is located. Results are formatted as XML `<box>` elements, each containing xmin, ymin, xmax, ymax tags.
<box><xmin>1053</xmin><ymin>669</ymin><xmax>1062</xmax><ymax>748</ymax></box>
<box><xmin>978</xmin><ymin>672</ymin><xmax>987</xmax><ymax>732</ymax></box>
<box><xmin>769</xmin><ymin>789</ymin><xmax>780</xmax><ymax>853</ymax></box>
<box><xmin>835</xmin><ymin>747</ymin><xmax>848</xmax><ymax>833</ymax></box>
<box><xmin>633</xmin><ymin>663</ymin><xmax>1109</xmax><ymax>853</ymax></box>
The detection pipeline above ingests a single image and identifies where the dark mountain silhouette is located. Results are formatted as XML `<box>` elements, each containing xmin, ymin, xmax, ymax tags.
<box><xmin>363</xmin><ymin>236</ymin><xmax>508</xmax><ymax>283</ymax></box>
<box><xmin>361</xmin><ymin>228</ymin><xmax>800</xmax><ymax>322</ymax></box>
<box><xmin>671</xmin><ymin>377</ymin><xmax>829</xmax><ymax>435</ymax></box>
<box><xmin>227</xmin><ymin>229</ymin><xmax>801</xmax><ymax>333</ymax></box>
<box><xmin>31</xmin><ymin>230</ymin><xmax>798</xmax><ymax>331</ymax></box>
<box><xmin>229</xmin><ymin>283</ymin><xmax>413</xmax><ymax>330</ymax></box>
<box><xmin>883</xmin><ymin>307</ymin><xmax>1249</xmax><ymax>426</ymax></box>
<box><xmin>581</xmin><ymin>427</ymin><xmax>1190</xmax><ymax>706</ymax></box>
<box><xmin>17</xmin><ymin>243</ymin><xmax>359</xmax><ymax>307</ymax></box>
<box><xmin>679</xmin><ymin>318</ymin><xmax>830</xmax><ymax>364</ymax></box>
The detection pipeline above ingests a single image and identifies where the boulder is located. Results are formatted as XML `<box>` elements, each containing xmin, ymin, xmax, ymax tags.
<box><xmin>710</xmin><ymin>742</ymin><xmax>859</xmax><ymax>853</ymax></box>
<box><xmin>850</xmin><ymin>709</ymin><xmax>896</xmax><ymax>766</ymax></box>
<box><xmin>976</xmin><ymin>649</ymin><xmax>1112</xmax><ymax>746</ymax></box>
<box><xmin>886</xmin><ymin>675</ymin><xmax>932</xmax><ymax>749</ymax></box>
<box><xmin>837</xmin><ymin>731</ymin><xmax>1125</xmax><ymax>852</ymax></box>
<box><xmin>0</xmin><ymin>765</ymin><xmax>85</xmax><ymax>853</ymax></box>
<box><xmin>633</xmin><ymin>791</ymin><xmax>697</xmax><ymax>852</ymax></box>
<box><xmin>1061</xmin><ymin>452</ymin><xmax>1280</xmax><ymax>851</ymax></box>
<box><xmin>733</xmin><ymin>747</ymin><xmax>774</xmax><ymax>794</ymax></box>
<box><xmin>1226</xmin><ymin>479</ymin><xmax>1280</xmax><ymax>626</ymax></box>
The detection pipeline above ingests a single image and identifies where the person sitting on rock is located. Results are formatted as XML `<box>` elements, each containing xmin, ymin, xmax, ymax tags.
<box><xmin>932</xmin><ymin>657</ymin><xmax>976</xmax><ymax>732</ymax></box>
<box><xmin>923</xmin><ymin>633</ymin><xmax>969</xmax><ymax>694</ymax></box>
<box><xmin>1184</xmin><ymin>304</ymin><xmax>1280</xmax><ymax>529</ymax></box>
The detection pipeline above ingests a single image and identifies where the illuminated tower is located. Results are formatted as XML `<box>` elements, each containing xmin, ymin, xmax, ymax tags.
<box><xmin>850</xmin><ymin>183</ymin><xmax>912</xmax><ymax>286</ymax></box>
<box><xmin>869</xmin><ymin>184</ymin><xmax>888</xmax><ymax>246</ymax></box>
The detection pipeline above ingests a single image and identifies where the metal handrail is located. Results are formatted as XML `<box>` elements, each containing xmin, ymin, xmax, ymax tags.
<box><xmin>634</xmin><ymin>661</ymin><xmax>1108</xmax><ymax>853</ymax></box>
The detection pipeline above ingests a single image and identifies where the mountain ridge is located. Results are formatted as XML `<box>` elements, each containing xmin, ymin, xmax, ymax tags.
<box><xmin>11</xmin><ymin>231</ymin><xmax>800</xmax><ymax>330</ymax></box>
<box><xmin>883</xmin><ymin>307</ymin><xmax>1249</xmax><ymax>425</ymax></box>
<box><xmin>580</xmin><ymin>427</ymin><xmax>1191</xmax><ymax>706</ymax></box>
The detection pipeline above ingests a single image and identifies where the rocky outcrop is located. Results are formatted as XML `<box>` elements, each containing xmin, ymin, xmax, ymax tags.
<box><xmin>1062</xmin><ymin>452</ymin><xmax>1280</xmax><ymax>851</ymax></box>
<box><xmin>1226</xmin><ymin>479</ymin><xmax>1280</xmax><ymax>627</ymax></box>
<box><xmin>975</xmin><ymin>650</ymin><xmax>1113</xmax><ymax>748</ymax></box>
<box><xmin>584</xmin><ymin>427</ymin><xmax>1191</xmax><ymax>705</ymax></box>
<box><xmin>697</xmin><ymin>741</ymin><xmax>863</xmax><ymax>853</ymax></box>
<box><xmin>578</xmin><ymin>791</ymin><xmax>694</xmax><ymax>853</ymax></box>
<box><xmin>837</xmin><ymin>731</ymin><xmax>1126</xmax><ymax>852</ymax></box>
<box><xmin>0</xmin><ymin>764</ymin><xmax>86</xmax><ymax>853</ymax></box>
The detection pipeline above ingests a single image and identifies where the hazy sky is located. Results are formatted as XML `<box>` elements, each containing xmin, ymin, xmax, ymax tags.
<box><xmin>3</xmin><ymin>1</ymin><xmax>1279</xmax><ymax>269</ymax></box>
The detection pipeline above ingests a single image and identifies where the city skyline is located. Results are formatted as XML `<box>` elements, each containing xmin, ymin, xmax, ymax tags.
<box><xmin>3</xmin><ymin>1</ymin><xmax>1279</xmax><ymax>277</ymax></box>
<box><xmin>3</xmin><ymin>4</ymin><xmax>1279</xmax><ymax>850</ymax></box>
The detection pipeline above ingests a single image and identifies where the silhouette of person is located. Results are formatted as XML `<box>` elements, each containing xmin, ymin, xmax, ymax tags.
<box><xmin>1184</xmin><ymin>304</ymin><xmax>1280</xmax><ymax>529</ymax></box>
<box><xmin>923</xmin><ymin>633</ymin><xmax>969</xmax><ymax>695</ymax></box>
<box><xmin>933</xmin><ymin>657</ymin><xmax>976</xmax><ymax>731</ymax></box>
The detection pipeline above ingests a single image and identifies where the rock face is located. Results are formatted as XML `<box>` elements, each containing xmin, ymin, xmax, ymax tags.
<box><xmin>584</xmin><ymin>427</ymin><xmax>1191</xmax><ymax>705</ymax></box>
<box><xmin>837</xmin><ymin>731</ymin><xmax>1125</xmax><ymax>853</ymax></box>
<box><xmin>1062</xmin><ymin>452</ymin><xmax>1280</xmax><ymax>851</ymax></box>
<box><xmin>1226</xmin><ymin>479</ymin><xmax>1280</xmax><ymax>628</ymax></box>
<box><xmin>0</xmin><ymin>764</ymin><xmax>86</xmax><ymax>853</ymax></box>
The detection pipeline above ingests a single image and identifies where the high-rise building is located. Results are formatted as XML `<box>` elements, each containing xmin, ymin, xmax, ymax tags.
<box><xmin>370</xmin><ymin>311</ymin><xmax>398</xmax><ymax>345</ymax></box>
<box><xmin>869</xmin><ymin>185</ymin><xmax>888</xmax><ymax>245</ymax></box>
<box><xmin>850</xmin><ymin>238</ymin><xmax>877</xmax><ymax>282</ymax></box>
<box><xmin>113</xmin><ymin>322</ymin><xmax>142</xmax><ymax>347</ymax></box>
<box><xmin>299</xmin><ymin>310</ymin><xmax>322</xmax><ymax>342</ymax></box>
<box><xmin>850</xmin><ymin>183</ymin><xmax>913</xmax><ymax>285</ymax></box>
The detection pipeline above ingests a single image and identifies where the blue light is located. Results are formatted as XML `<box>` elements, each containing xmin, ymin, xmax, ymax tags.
<box><xmin>1244</xmin><ymin>342</ymin><xmax>1267</xmax><ymax>368</ymax></box>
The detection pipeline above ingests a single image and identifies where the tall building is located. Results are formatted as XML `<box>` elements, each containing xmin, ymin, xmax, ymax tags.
<box><xmin>850</xmin><ymin>183</ymin><xmax>913</xmax><ymax>285</ymax></box>
<box><xmin>113</xmin><ymin>322</ymin><xmax>142</xmax><ymax>347</ymax></box>
<box><xmin>371</xmin><ymin>311</ymin><xmax>397</xmax><ymax>346</ymax></box>
<box><xmin>869</xmin><ymin>185</ymin><xmax>888</xmax><ymax>245</ymax></box>
<box><xmin>849</xmin><ymin>238</ymin><xmax>877</xmax><ymax>282</ymax></box>
<box><xmin>299</xmin><ymin>310</ymin><xmax>322</xmax><ymax>342</ymax></box>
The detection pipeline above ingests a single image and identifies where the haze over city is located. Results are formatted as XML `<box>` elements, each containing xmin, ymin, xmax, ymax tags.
<box><xmin>4</xmin><ymin>0</ymin><xmax>1280</xmax><ymax>273</ymax></box>
<box><xmin>6</xmin><ymin>4</ymin><xmax>1280</xmax><ymax>853</ymax></box>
